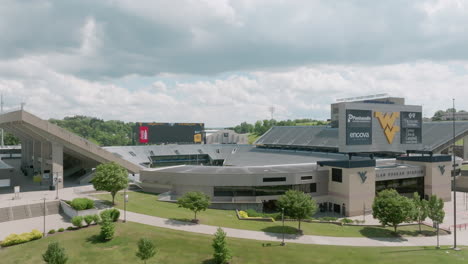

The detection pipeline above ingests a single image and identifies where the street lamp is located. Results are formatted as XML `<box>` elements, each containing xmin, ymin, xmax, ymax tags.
<box><xmin>124</xmin><ymin>188</ymin><xmax>128</xmax><ymax>223</ymax></box>
<box><xmin>281</xmin><ymin>207</ymin><xmax>285</xmax><ymax>246</ymax></box>
<box><xmin>43</xmin><ymin>194</ymin><xmax>46</xmax><ymax>236</ymax></box>
<box><xmin>452</xmin><ymin>98</ymin><xmax>460</xmax><ymax>251</ymax></box>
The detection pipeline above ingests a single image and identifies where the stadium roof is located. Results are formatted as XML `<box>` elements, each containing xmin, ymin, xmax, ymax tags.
<box><xmin>255</xmin><ymin>122</ymin><xmax>468</xmax><ymax>153</ymax></box>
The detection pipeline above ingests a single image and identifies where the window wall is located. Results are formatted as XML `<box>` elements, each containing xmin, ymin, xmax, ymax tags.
<box><xmin>214</xmin><ymin>183</ymin><xmax>317</xmax><ymax>197</ymax></box>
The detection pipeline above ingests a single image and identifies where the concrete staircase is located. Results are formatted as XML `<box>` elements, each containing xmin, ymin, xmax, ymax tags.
<box><xmin>77</xmin><ymin>169</ymin><xmax>96</xmax><ymax>185</ymax></box>
<box><xmin>0</xmin><ymin>201</ymin><xmax>60</xmax><ymax>223</ymax></box>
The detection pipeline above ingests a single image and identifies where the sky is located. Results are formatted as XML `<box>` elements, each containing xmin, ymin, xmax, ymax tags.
<box><xmin>1</xmin><ymin>0</ymin><xmax>468</xmax><ymax>127</ymax></box>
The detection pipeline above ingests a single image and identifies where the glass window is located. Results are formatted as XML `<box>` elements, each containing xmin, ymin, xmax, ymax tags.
<box><xmin>331</xmin><ymin>168</ymin><xmax>342</xmax><ymax>183</ymax></box>
<box><xmin>301</xmin><ymin>176</ymin><xmax>313</xmax><ymax>180</ymax></box>
<box><xmin>263</xmin><ymin>177</ymin><xmax>286</xmax><ymax>182</ymax></box>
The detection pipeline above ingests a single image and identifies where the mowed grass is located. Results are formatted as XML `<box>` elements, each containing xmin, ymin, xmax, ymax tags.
<box><xmin>94</xmin><ymin>191</ymin><xmax>446</xmax><ymax>238</ymax></box>
<box><xmin>0</xmin><ymin>222</ymin><xmax>466</xmax><ymax>264</ymax></box>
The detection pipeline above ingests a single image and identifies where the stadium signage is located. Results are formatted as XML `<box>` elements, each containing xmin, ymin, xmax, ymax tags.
<box><xmin>374</xmin><ymin>112</ymin><xmax>400</xmax><ymax>144</ymax></box>
<box><xmin>400</xmin><ymin>111</ymin><xmax>422</xmax><ymax>144</ymax></box>
<box><xmin>358</xmin><ymin>171</ymin><xmax>368</xmax><ymax>183</ymax></box>
<box><xmin>139</xmin><ymin>126</ymin><xmax>149</xmax><ymax>143</ymax></box>
<box><xmin>438</xmin><ymin>165</ymin><xmax>446</xmax><ymax>175</ymax></box>
<box><xmin>345</xmin><ymin>109</ymin><xmax>372</xmax><ymax>145</ymax></box>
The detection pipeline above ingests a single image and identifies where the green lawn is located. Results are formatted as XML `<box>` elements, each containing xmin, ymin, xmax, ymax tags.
<box><xmin>248</xmin><ymin>133</ymin><xmax>260</xmax><ymax>144</ymax></box>
<box><xmin>0</xmin><ymin>222</ymin><xmax>466</xmax><ymax>264</ymax></box>
<box><xmin>94</xmin><ymin>192</ymin><xmax>446</xmax><ymax>238</ymax></box>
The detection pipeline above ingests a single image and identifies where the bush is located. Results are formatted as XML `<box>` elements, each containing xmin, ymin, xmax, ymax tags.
<box><xmin>100</xmin><ymin>218</ymin><xmax>115</xmax><ymax>241</ymax></box>
<box><xmin>69</xmin><ymin>198</ymin><xmax>95</xmax><ymax>211</ymax></box>
<box><xmin>58</xmin><ymin>228</ymin><xmax>65</xmax><ymax>232</ymax></box>
<box><xmin>244</xmin><ymin>209</ymin><xmax>262</xmax><ymax>217</ymax></box>
<box><xmin>92</xmin><ymin>214</ymin><xmax>101</xmax><ymax>224</ymax></box>
<box><xmin>238</xmin><ymin>211</ymin><xmax>248</xmax><ymax>218</ymax></box>
<box><xmin>48</xmin><ymin>229</ymin><xmax>56</xmax><ymax>234</ymax></box>
<box><xmin>320</xmin><ymin>217</ymin><xmax>338</xmax><ymax>222</ymax></box>
<box><xmin>42</xmin><ymin>242</ymin><xmax>68</xmax><ymax>264</ymax></box>
<box><xmin>100</xmin><ymin>209</ymin><xmax>120</xmax><ymax>222</ymax></box>
<box><xmin>84</xmin><ymin>215</ymin><xmax>94</xmax><ymax>226</ymax></box>
<box><xmin>66</xmin><ymin>226</ymin><xmax>74</xmax><ymax>231</ymax></box>
<box><xmin>340</xmin><ymin>218</ymin><xmax>354</xmax><ymax>224</ymax></box>
<box><xmin>71</xmin><ymin>216</ymin><xmax>83</xmax><ymax>228</ymax></box>
<box><xmin>1</xmin><ymin>229</ymin><xmax>43</xmax><ymax>247</ymax></box>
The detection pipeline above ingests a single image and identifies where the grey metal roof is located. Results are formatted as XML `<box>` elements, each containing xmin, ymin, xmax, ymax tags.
<box><xmin>255</xmin><ymin>122</ymin><xmax>468</xmax><ymax>152</ymax></box>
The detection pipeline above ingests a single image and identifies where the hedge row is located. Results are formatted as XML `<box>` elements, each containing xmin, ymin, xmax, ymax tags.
<box><xmin>1</xmin><ymin>229</ymin><xmax>43</xmax><ymax>247</ymax></box>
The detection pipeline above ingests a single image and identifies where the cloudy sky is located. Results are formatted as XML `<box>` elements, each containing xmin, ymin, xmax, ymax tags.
<box><xmin>1</xmin><ymin>0</ymin><xmax>468</xmax><ymax>127</ymax></box>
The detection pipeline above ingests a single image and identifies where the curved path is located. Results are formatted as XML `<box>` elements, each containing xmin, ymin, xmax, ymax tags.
<box><xmin>122</xmin><ymin>211</ymin><xmax>465</xmax><ymax>247</ymax></box>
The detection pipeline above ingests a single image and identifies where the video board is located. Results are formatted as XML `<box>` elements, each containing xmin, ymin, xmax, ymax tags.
<box><xmin>136</xmin><ymin>122</ymin><xmax>204</xmax><ymax>144</ymax></box>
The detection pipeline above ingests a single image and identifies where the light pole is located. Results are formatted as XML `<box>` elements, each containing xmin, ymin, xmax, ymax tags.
<box><xmin>124</xmin><ymin>188</ymin><xmax>128</xmax><ymax>223</ymax></box>
<box><xmin>281</xmin><ymin>207</ymin><xmax>285</xmax><ymax>246</ymax></box>
<box><xmin>43</xmin><ymin>195</ymin><xmax>46</xmax><ymax>236</ymax></box>
<box><xmin>436</xmin><ymin>221</ymin><xmax>440</xmax><ymax>249</ymax></box>
<box><xmin>452</xmin><ymin>98</ymin><xmax>460</xmax><ymax>251</ymax></box>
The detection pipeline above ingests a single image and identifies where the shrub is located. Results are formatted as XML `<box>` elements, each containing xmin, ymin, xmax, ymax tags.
<box><xmin>71</xmin><ymin>216</ymin><xmax>83</xmax><ymax>228</ymax></box>
<box><xmin>58</xmin><ymin>228</ymin><xmax>65</xmax><ymax>232</ymax></box>
<box><xmin>340</xmin><ymin>218</ymin><xmax>354</xmax><ymax>224</ymax></box>
<box><xmin>245</xmin><ymin>209</ymin><xmax>262</xmax><ymax>217</ymax></box>
<box><xmin>42</xmin><ymin>242</ymin><xmax>68</xmax><ymax>264</ymax></box>
<box><xmin>101</xmin><ymin>209</ymin><xmax>120</xmax><ymax>222</ymax></box>
<box><xmin>136</xmin><ymin>238</ymin><xmax>157</xmax><ymax>263</ymax></box>
<box><xmin>92</xmin><ymin>214</ymin><xmax>101</xmax><ymax>224</ymax></box>
<box><xmin>66</xmin><ymin>226</ymin><xmax>74</xmax><ymax>231</ymax></box>
<box><xmin>0</xmin><ymin>229</ymin><xmax>43</xmax><ymax>247</ymax></box>
<box><xmin>100</xmin><ymin>217</ymin><xmax>115</xmax><ymax>241</ymax></box>
<box><xmin>69</xmin><ymin>198</ymin><xmax>95</xmax><ymax>211</ymax></box>
<box><xmin>48</xmin><ymin>229</ymin><xmax>56</xmax><ymax>234</ymax></box>
<box><xmin>238</xmin><ymin>210</ymin><xmax>248</xmax><ymax>218</ymax></box>
<box><xmin>212</xmin><ymin>228</ymin><xmax>231</xmax><ymax>264</ymax></box>
<box><xmin>84</xmin><ymin>215</ymin><xmax>94</xmax><ymax>226</ymax></box>
<box><xmin>320</xmin><ymin>217</ymin><xmax>338</xmax><ymax>222</ymax></box>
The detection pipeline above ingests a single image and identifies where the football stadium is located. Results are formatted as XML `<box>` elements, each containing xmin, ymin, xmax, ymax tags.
<box><xmin>1</xmin><ymin>96</ymin><xmax>468</xmax><ymax>216</ymax></box>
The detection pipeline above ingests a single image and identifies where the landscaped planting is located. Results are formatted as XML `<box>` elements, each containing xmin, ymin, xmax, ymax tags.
<box><xmin>0</xmin><ymin>222</ymin><xmax>466</xmax><ymax>264</ymax></box>
<box><xmin>69</xmin><ymin>198</ymin><xmax>95</xmax><ymax>211</ymax></box>
<box><xmin>1</xmin><ymin>229</ymin><xmax>43</xmax><ymax>247</ymax></box>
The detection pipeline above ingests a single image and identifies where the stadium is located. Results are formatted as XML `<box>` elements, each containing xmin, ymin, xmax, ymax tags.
<box><xmin>1</xmin><ymin>96</ymin><xmax>468</xmax><ymax>216</ymax></box>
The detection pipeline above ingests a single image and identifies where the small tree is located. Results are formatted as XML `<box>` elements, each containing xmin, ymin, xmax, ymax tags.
<box><xmin>372</xmin><ymin>189</ymin><xmax>414</xmax><ymax>233</ymax></box>
<box><xmin>212</xmin><ymin>227</ymin><xmax>232</xmax><ymax>264</ymax></box>
<box><xmin>71</xmin><ymin>216</ymin><xmax>83</xmax><ymax>228</ymax></box>
<box><xmin>177</xmin><ymin>191</ymin><xmax>211</xmax><ymax>222</ymax></box>
<box><xmin>92</xmin><ymin>162</ymin><xmax>128</xmax><ymax>205</ymax></box>
<box><xmin>277</xmin><ymin>190</ymin><xmax>317</xmax><ymax>231</ymax></box>
<box><xmin>100</xmin><ymin>215</ymin><xmax>115</xmax><ymax>241</ymax></box>
<box><xmin>42</xmin><ymin>242</ymin><xmax>68</xmax><ymax>264</ymax></box>
<box><xmin>427</xmin><ymin>194</ymin><xmax>445</xmax><ymax>248</ymax></box>
<box><xmin>136</xmin><ymin>238</ymin><xmax>157</xmax><ymax>264</ymax></box>
<box><xmin>411</xmin><ymin>192</ymin><xmax>428</xmax><ymax>233</ymax></box>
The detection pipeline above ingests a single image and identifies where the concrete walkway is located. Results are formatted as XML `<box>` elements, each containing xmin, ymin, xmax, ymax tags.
<box><xmin>122</xmin><ymin>211</ymin><xmax>467</xmax><ymax>247</ymax></box>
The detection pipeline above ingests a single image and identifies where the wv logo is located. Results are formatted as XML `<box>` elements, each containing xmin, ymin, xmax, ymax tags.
<box><xmin>374</xmin><ymin>112</ymin><xmax>400</xmax><ymax>144</ymax></box>
<box><xmin>438</xmin><ymin>165</ymin><xmax>446</xmax><ymax>175</ymax></box>
<box><xmin>358</xmin><ymin>171</ymin><xmax>367</xmax><ymax>183</ymax></box>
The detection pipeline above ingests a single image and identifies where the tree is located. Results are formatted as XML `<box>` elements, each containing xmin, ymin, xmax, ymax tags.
<box><xmin>100</xmin><ymin>214</ymin><xmax>115</xmax><ymax>241</ymax></box>
<box><xmin>277</xmin><ymin>190</ymin><xmax>317</xmax><ymax>231</ymax></box>
<box><xmin>432</xmin><ymin>110</ymin><xmax>445</xmax><ymax>121</ymax></box>
<box><xmin>42</xmin><ymin>242</ymin><xmax>68</xmax><ymax>264</ymax></box>
<box><xmin>92</xmin><ymin>162</ymin><xmax>128</xmax><ymax>205</ymax></box>
<box><xmin>372</xmin><ymin>189</ymin><xmax>414</xmax><ymax>233</ymax></box>
<box><xmin>411</xmin><ymin>192</ymin><xmax>428</xmax><ymax>233</ymax></box>
<box><xmin>427</xmin><ymin>195</ymin><xmax>445</xmax><ymax>249</ymax></box>
<box><xmin>212</xmin><ymin>227</ymin><xmax>232</xmax><ymax>264</ymax></box>
<box><xmin>177</xmin><ymin>191</ymin><xmax>211</xmax><ymax>222</ymax></box>
<box><xmin>136</xmin><ymin>238</ymin><xmax>157</xmax><ymax>264</ymax></box>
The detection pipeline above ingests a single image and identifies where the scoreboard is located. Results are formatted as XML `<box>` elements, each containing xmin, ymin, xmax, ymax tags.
<box><xmin>136</xmin><ymin>122</ymin><xmax>204</xmax><ymax>144</ymax></box>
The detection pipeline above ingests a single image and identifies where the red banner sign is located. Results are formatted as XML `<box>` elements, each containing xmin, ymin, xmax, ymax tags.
<box><xmin>139</xmin><ymin>126</ymin><xmax>149</xmax><ymax>143</ymax></box>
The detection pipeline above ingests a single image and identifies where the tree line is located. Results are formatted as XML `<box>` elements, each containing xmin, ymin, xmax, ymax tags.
<box><xmin>233</xmin><ymin>118</ymin><xmax>329</xmax><ymax>135</ymax></box>
<box><xmin>432</xmin><ymin>108</ymin><xmax>467</xmax><ymax>121</ymax></box>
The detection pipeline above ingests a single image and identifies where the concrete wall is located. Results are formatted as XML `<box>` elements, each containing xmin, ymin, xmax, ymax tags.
<box><xmin>327</xmin><ymin>166</ymin><xmax>376</xmax><ymax>216</ymax></box>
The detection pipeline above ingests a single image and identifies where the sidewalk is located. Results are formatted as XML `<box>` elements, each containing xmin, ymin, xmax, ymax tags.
<box><xmin>122</xmin><ymin>211</ymin><xmax>467</xmax><ymax>247</ymax></box>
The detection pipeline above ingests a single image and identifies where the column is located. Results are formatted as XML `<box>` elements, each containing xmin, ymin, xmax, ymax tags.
<box><xmin>51</xmin><ymin>143</ymin><xmax>64</xmax><ymax>189</ymax></box>
<box><xmin>463</xmin><ymin>136</ymin><xmax>468</xmax><ymax>161</ymax></box>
